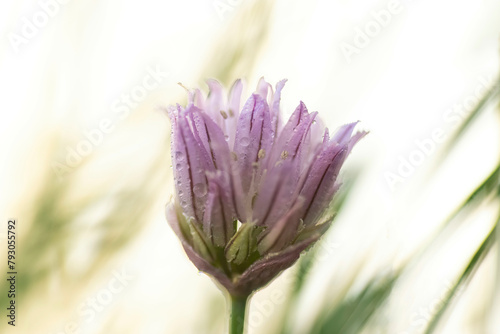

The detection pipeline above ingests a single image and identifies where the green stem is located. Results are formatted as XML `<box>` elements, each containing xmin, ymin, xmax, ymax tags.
<box><xmin>229</xmin><ymin>294</ymin><xmax>249</xmax><ymax>334</ymax></box>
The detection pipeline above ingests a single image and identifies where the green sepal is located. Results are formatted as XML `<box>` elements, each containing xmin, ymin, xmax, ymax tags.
<box><xmin>225</xmin><ymin>222</ymin><xmax>265</xmax><ymax>265</ymax></box>
<box><xmin>188</xmin><ymin>219</ymin><xmax>217</xmax><ymax>263</ymax></box>
<box><xmin>175</xmin><ymin>205</ymin><xmax>192</xmax><ymax>242</ymax></box>
<box><xmin>295</xmin><ymin>215</ymin><xmax>334</xmax><ymax>244</ymax></box>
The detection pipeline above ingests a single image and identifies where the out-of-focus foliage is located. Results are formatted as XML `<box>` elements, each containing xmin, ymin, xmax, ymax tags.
<box><xmin>0</xmin><ymin>144</ymin><xmax>170</xmax><ymax>333</ymax></box>
<box><xmin>309</xmin><ymin>274</ymin><xmax>398</xmax><ymax>334</ymax></box>
<box><xmin>275</xmin><ymin>69</ymin><xmax>500</xmax><ymax>334</ymax></box>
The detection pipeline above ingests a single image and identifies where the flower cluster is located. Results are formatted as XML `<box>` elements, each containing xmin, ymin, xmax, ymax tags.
<box><xmin>166</xmin><ymin>79</ymin><xmax>366</xmax><ymax>296</ymax></box>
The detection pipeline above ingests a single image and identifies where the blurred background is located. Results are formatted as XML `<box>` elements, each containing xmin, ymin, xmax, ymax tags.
<box><xmin>1</xmin><ymin>0</ymin><xmax>500</xmax><ymax>333</ymax></box>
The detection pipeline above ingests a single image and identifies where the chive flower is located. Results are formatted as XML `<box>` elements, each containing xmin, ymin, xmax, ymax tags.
<box><xmin>165</xmin><ymin>78</ymin><xmax>366</xmax><ymax>333</ymax></box>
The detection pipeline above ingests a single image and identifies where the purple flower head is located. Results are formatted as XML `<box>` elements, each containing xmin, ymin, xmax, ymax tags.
<box><xmin>166</xmin><ymin>78</ymin><xmax>367</xmax><ymax>297</ymax></box>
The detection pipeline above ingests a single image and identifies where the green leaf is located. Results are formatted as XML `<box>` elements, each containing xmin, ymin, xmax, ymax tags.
<box><xmin>424</xmin><ymin>222</ymin><xmax>498</xmax><ymax>334</ymax></box>
<box><xmin>310</xmin><ymin>273</ymin><xmax>399</xmax><ymax>334</ymax></box>
<box><xmin>438</xmin><ymin>76</ymin><xmax>500</xmax><ymax>162</ymax></box>
<box><xmin>421</xmin><ymin>163</ymin><xmax>500</xmax><ymax>252</ymax></box>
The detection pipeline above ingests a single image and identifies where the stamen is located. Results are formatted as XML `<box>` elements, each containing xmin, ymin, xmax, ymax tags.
<box><xmin>177</xmin><ymin>82</ymin><xmax>189</xmax><ymax>92</ymax></box>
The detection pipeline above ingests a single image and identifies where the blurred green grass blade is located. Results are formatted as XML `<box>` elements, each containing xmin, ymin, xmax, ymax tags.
<box><xmin>291</xmin><ymin>244</ymin><xmax>317</xmax><ymax>297</ymax></box>
<box><xmin>277</xmin><ymin>240</ymin><xmax>323</xmax><ymax>334</ymax></box>
<box><xmin>432</xmin><ymin>164</ymin><xmax>500</xmax><ymax>240</ymax></box>
<box><xmin>278</xmin><ymin>175</ymin><xmax>360</xmax><ymax>334</ymax></box>
<box><xmin>465</xmin><ymin>163</ymin><xmax>500</xmax><ymax>203</ymax></box>
<box><xmin>443</xmin><ymin>162</ymin><xmax>500</xmax><ymax>226</ymax></box>
<box><xmin>203</xmin><ymin>0</ymin><xmax>275</xmax><ymax>85</ymax></box>
<box><xmin>422</xmin><ymin>162</ymin><xmax>500</xmax><ymax>254</ymax></box>
<box><xmin>293</xmin><ymin>174</ymin><xmax>360</xmax><ymax>294</ymax></box>
<box><xmin>0</xmin><ymin>147</ymin><xmax>168</xmax><ymax>331</ymax></box>
<box><xmin>424</xmin><ymin>222</ymin><xmax>498</xmax><ymax>334</ymax></box>
<box><xmin>309</xmin><ymin>273</ymin><xmax>398</xmax><ymax>334</ymax></box>
<box><xmin>437</xmin><ymin>76</ymin><xmax>500</xmax><ymax>162</ymax></box>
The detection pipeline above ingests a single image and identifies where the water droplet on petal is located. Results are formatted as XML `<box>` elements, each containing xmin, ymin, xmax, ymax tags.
<box><xmin>224</xmin><ymin>135</ymin><xmax>229</xmax><ymax>141</ymax></box>
<box><xmin>175</xmin><ymin>163</ymin><xmax>183</xmax><ymax>170</ymax></box>
<box><xmin>193</xmin><ymin>183</ymin><xmax>207</xmax><ymax>197</ymax></box>
<box><xmin>175</xmin><ymin>151</ymin><xmax>185</xmax><ymax>161</ymax></box>
<box><xmin>240</xmin><ymin>137</ymin><xmax>250</xmax><ymax>147</ymax></box>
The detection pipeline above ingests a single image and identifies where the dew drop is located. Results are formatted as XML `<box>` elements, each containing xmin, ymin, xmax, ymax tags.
<box><xmin>175</xmin><ymin>163</ymin><xmax>183</xmax><ymax>170</ymax></box>
<box><xmin>224</xmin><ymin>135</ymin><xmax>229</xmax><ymax>141</ymax></box>
<box><xmin>240</xmin><ymin>137</ymin><xmax>250</xmax><ymax>147</ymax></box>
<box><xmin>175</xmin><ymin>151</ymin><xmax>185</xmax><ymax>161</ymax></box>
<box><xmin>181</xmin><ymin>200</ymin><xmax>187</xmax><ymax>207</ymax></box>
<box><xmin>193</xmin><ymin>183</ymin><xmax>207</xmax><ymax>197</ymax></box>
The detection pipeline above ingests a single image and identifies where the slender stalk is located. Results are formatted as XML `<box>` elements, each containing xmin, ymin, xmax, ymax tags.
<box><xmin>230</xmin><ymin>294</ymin><xmax>249</xmax><ymax>334</ymax></box>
